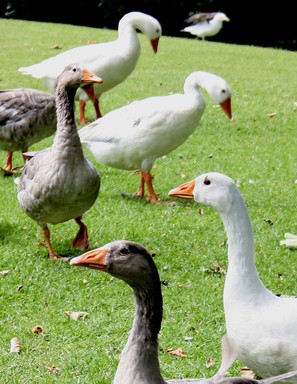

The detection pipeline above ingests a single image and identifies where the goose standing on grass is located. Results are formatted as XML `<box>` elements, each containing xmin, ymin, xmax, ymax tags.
<box><xmin>18</xmin><ymin>12</ymin><xmax>162</xmax><ymax>124</ymax></box>
<box><xmin>181</xmin><ymin>12</ymin><xmax>230</xmax><ymax>40</ymax></box>
<box><xmin>0</xmin><ymin>88</ymin><xmax>56</xmax><ymax>174</ymax></box>
<box><xmin>70</xmin><ymin>240</ymin><xmax>297</xmax><ymax>384</ymax></box>
<box><xmin>78</xmin><ymin>71</ymin><xmax>232</xmax><ymax>202</ymax></box>
<box><xmin>168</xmin><ymin>172</ymin><xmax>297</xmax><ymax>382</ymax></box>
<box><xmin>17</xmin><ymin>64</ymin><xmax>102</xmax><ymax>259</ymax></box>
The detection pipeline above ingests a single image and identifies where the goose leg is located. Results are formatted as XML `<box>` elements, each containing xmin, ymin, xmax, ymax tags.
<box><xmin>72</xmin><ymin>216</ymin><xmax>89</xmax><ymax>250</ymax></box>
<box><xmin>142</xmin><ymin>171</ymin><xmax>159</xmax><ymax>202</ymax></box>
<box><xmin>3</xmin><ymin>152</ymin><xmax>13</xmax><ymax>171</ymax></box>
<box><xmin>42</xmin><ymin>226</ymin><xmax>60</xmax><ymax>259</ymax></box>
<box><xmin>79</xmin><ymin>100</ymin><xmax>87</xmax><ymax>125</ymax></box>
<box><xmin>80</xmin><ymin>85</ymin><xmax>102</xmax><ymax>124</ymax></box>
<box><xmin>134</xmin><ymin>173</ymin><xmax>145</xmax><ymax>198</ymax></box>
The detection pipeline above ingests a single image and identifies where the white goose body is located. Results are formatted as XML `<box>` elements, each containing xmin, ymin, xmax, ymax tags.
<box><xmin>79</xmin><ymin>71</ymin><xmax>232</xmax><ymax>201</ymax></box>
<box><xmin>168</xmin><ymin>172</ymin><xmax>297</xmax><ymax>382</ymax></box>
<box><xmin>181</xmin><ymin>12</ymin><xmax>230</xmax><ymax>40</ymax></box>
<box><xmin>17</xmin><ymin>64</ymin><xmax>102</xmax><ymax>259</ymax></box>
<box><xmin>18</xmin><ymin>12</ymin><xmax>162</xmax><ymax>123</ymax></box>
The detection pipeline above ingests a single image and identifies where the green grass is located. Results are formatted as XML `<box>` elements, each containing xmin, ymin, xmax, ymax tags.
<box><xmin>0</xmin><ymin>18</ymin><xmax>297</xmax><ymax>383</ymax></box>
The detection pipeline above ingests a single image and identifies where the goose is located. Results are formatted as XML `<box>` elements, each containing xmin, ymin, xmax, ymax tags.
<box><xmin>181</xmin><ymin>12</ymin><xmax>230</xmax><ymax>40</ymax></box>
<box><xmin>78</xmin><ymin>71</ymin><xmax>232</xmax><ymax>202</ymax></box>
<box><xmin>18</xmin><ymin>11</ymin><xmax>162</xmax><ymax>124</ymax></box>
<box><xmin>0</xmin><ymin>88</ymin><xmax>56</xmax><ymax>174</ymax></box>
<box><xmin>70</xmin><ymin>240</ymin><xmax>297</xmax><ymax>384</ymax></box>
<box><xmin>168</xmin><ymin>172</ymin><xmax>297</xmax><ymax>382</ymax></box>
<box><xmin>17</xmin><ymin>64</ymin><xmax>102</xmax><ymax>259</ymax></box>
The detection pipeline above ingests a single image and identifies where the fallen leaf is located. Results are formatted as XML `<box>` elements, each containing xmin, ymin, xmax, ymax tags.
<box><xmin>266</xmin><ymin>112</ymin><xmax>277</xmax><ymax>117</ymax></box>
<box><xmin>240</xmin><ymin>366</ymin><xmax>256</xmax><ymax>379</ymax></box>
<box><xmin>32</xmin><ymin>325</ymin><xmax>44</xmax><ymax>335</ymax></box>
<box><xmin>10</xmin><ymin>337</ymin><xmax>21</xmax><ymax>353</ymax></box>
<box><xmin>0</xmin><ymin>270</ymin><xmax>9</xmax><ymax>275</ymax></box>
<box><xmin>165</xmin><ymin>347</ymin><xmax>187</xmax><ymax>357</ymax></box>
<box><xmin>47</xmin><ymin>366</ymin><xmax>61</xmax><ymax>373</ymax></box>
<box><xmin>65</xmin><ymin>311</ymin><xmax>88</xmax><ymax>320</ymax></box>
<box><xmin>51</xmin><ymin>44</ymin><xmax>62</xmax><ymax>49</ymax></box>
<box><xmin>206</xmin><ymin>356</ymin><xmax>216</xmax><ymax>368</ymax></box>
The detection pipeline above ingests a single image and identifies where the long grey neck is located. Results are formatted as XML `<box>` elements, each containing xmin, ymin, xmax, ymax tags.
<box><xmin>113</xmin><ymin>274</ymin><xmax>166</xmax><ymax>384</ymax></box>
<box><xmin>221</xmin><ymin>191</ymin><xmax>273</xmax><ymax>305</ymax></box>
<box><xmin>53</xmin><ymin>85</ymin><xmax>83</xmax><ymax>155</ymax></box>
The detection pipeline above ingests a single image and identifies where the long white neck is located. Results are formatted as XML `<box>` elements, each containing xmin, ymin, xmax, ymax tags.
<box><xmin>221</xmin><ymin>191</ymin><xmax>274</xmax><ymax>310</ymax></box>
<box><xmin>118</xmin><ymin>19</ymin><xmax>141</xmax><ymax>60</ymax></box>
<box><xmin>113</xmin><ymin>275</ymin><xmax>165</xmax><ymax>384</ymax></box>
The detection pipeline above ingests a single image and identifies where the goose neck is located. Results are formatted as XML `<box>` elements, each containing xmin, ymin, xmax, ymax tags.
<box><xmin>53</xmin><ymin>86</ymin><xmax>82</xmax><ymax>152</ymax></box>
<box><xmin>113</xmin><ymin>276</ymin><xmax>165</xmax><ymax>384</ymax></box>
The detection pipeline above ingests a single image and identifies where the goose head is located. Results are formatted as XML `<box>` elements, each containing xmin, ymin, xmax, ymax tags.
<box><xmin>168</xmin><ymin>172</ymin><xmax>238</xmax><ymax>214</ymax></box>
<box><xmin>214</xmin><ymin>12</ymin><xmax>230</xmax><ymax>23</ymax></box>
<box><xmin>185</xmin><ymin>71</ymin><xmax>232</xmax><ymax>119</ymax></box>
<box><xmin>54</xmin><ymin>63</ymin><xmax>103</xmax><ymax>91</ymax></box>
<box><xmin>70</xmin><ymin>240</ymin><xmax>157</xmax><ymax>286</ymax></box>
<box><xmin>119</xmin><ymin>12</ymin><xmax>162</xmax><ymax>53</ymax></box>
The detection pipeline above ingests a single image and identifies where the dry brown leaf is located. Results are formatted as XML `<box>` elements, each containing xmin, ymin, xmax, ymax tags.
<box><xmin>47</xmin><ymin>366</ymin><xmax>61</xmax><ymax>373</ymax></box>
<box><xmin>165</xmin><ymin>347</ymin><xmax>187</xmax><ymax>357</ymax></box>
<box><xmin>32</xmin><ymin>325</ymin><xmax>44</xmax><ymax>335</ymax></box>
<box><xmin>240</xmin><ymin>366</ymin><xmax>256</xmax><ymax>379</ymax></box>
<box><xmin>267</xmin><ymin>112</ymin><xmax>277</xmax><ymax>117</ymax></box>
<box><xmin>205</xmin><ymin>356</ymin><xmax>216</xmax><ymax>368</ymax></box>
<box><xmin>10</xmin><ymin>337</ymin><xmax>21</xmax><ymax>353</ymax></box>
<box><xmin>50</xmin><ymin>44</ymin><xmax>62</xmax><ymax>49</ymax></box>
<box><xmin>65</xmin><ymin>311</ymin><xmax>88</xmax><ymax>320</ymax></box>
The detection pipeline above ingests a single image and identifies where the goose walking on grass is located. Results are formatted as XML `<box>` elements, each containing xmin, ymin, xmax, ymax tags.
<box><xmin>70</xmin><ymin>240</ymin><xmax>297</xmax><ymax>384</ymax></box>
<box><xmin>0</xmin><ymin>88</ymin><xmax>56</xmax><ymax>174</ymax></box>
<box><xmin>78</xmin><ymin>71</ymin><xmax>232</xmax><ymax>202</ymax></box>
<box><xmin>181</xmin><ymin>12</ymin><xmax>230</xmax><ymax>40</ymax></box>
<box><xmin>17</xmin><ymin>64</ymin><xmax>102</xmax><ymax>259</ymax></box>
<box><xmin>169</xmin><ymin>172</ymin><xmax>297</xmax><ymax>382</ymax></box>
<box><xmin>18</xmin><ymin>12</ymin><xmax>162</xmax><ymax>124</ymax></box>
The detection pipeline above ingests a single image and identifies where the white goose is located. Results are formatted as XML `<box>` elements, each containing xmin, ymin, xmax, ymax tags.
<box><xmin>168</xmin><ymin>172</ymin><xmax>297</xmax><ymax>382</ymax></box>
<box><xmin>0</xmin><ymin>88</ymin><xmax>56</xmax><ymax>173</ymax></box>
<box><xmin>18</xmin><ymin>12</ymin><xmax>162</xmax><ymax>124</ymax></box>
<box><xmin>70</xmin><ymin>240</ymin><xmax>297</xmax><ymax>384</ymax></box>
<box><xmin>78</xmin><ymin>71</ymin><xmax>232</xmax><ymax>202</ymax></box>
<box><xmin>181</xmin><ymin>12</ymin><xmax>230</xmax><ymax>40</ymax></box>
<box><xmin>17</xmin><ymin>64</ymin><xmax>102</xmax><ymax>259</ymax></box>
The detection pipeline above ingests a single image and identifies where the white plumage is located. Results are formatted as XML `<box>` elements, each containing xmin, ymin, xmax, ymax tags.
<box><xmin>181</xmin><ymin>12</ymin><xmax>230</xmax><ymax>40</ymax></box>
<box><xmin>169</xmin><ymin>172</ymin><xmax>297</xmax><ymax>383</ymax></box>
<box><xmin>78</xmin><ymin>71</ymin><xmax>232</xmax><ymax>202</ymax></box>
<box><xmin>18</xmin><ymin>12</ymin><xmax>162</xmax><ymax>124</ymax></box>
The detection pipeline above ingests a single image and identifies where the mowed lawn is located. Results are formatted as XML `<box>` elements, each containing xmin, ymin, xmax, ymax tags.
<box><xmin>0</xmin><ymin>18</ymin><xmax>296</xmax><ymax>384</ymax></box>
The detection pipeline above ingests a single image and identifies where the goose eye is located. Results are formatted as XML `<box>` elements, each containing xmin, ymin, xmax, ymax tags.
<box><xmin>222</xmin><ymin>89</ymin><xmax>226</xmax><ymax>93</ymax></box>
<box><xmin>120</xmin><ymin>247</ymin><xmax>129</xmax><ymax>255</ymax></box>
<box><xmin>204</xmin><ymin>177</ymin><xmax>211</xmax><ymax>185</ymax></box>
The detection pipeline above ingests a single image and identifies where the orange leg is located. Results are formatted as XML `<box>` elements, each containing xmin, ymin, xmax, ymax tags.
<box><xmin>72</xmin><ymin>216</ymin><xmax>89</xmax><ymax>250</ymax></box>
<box><xmin>3</xmin><ymin>152</ymin><xmax>13</xmax><ymax>171</ymax></box>
<box><xmin>142</xmin><ymin>171</ymin><xmax>159</xmax><ymax>202</ymax></box>
<box><xmin>93</xmin><ymin>99</ymin><xmax>102</xmax><ymax>119</ymax></box>
<box><xmin>79</xmin><ymin>99</ymin><xmax>87</xmax><ymax>125</ymax></box>
<box><xmin>134</xmin><ymin>173</ymin><xmax>145</xmax><ymax>198</ymax></box>
<box><xmin>42</xmin><ymin>226</ymin><xmax>60</xmax><ymax>259</ymax></box>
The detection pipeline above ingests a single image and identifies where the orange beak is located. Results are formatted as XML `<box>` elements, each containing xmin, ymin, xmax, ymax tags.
<box><xmin>220</xmin><ymin>97</ymin><xmax>232</xmax><ymax>120</ymax></box>
<box><xmin>70</xmin><ymin>247</ymin><xmax>109</xmax><ymax>270</ymax></box>
<box><xmin>150</xmin><ymin>37</ymin><xmax>160</xmax><ymax>53</ymax></box>
<box><xmin>168</xmin><ymin>179</ymin><xmax>195</xmax><ymax>200</ymax></box>
<box><xmin>82</xmin><ymin>69</ymin><xmax>103</xmax><ymax>84</ymax></box>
